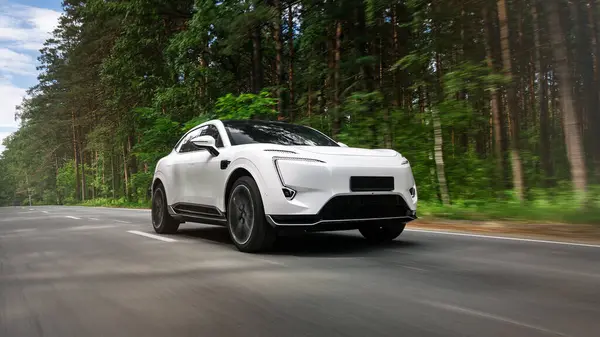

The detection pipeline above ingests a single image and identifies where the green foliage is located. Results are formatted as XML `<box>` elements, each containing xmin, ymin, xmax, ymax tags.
<box><xmin>337</xmin><ymin>91</ymin><xmax>387</xmax><ymax>148</ymax></box>
<box><xmin>130</xmin><ymin>172</ymin><xmax>153</xmax><ymax>203</ymax></box>
<box><xmin>420</xmin><ymin>188</ymin><xmax>600</xmax><ymax>224</ymax></box>
<box><xmin>133</xmin><ymin>107</ymin><xmax>182</xmax><ymax>171</ymax></box>
<box><xmin>214</xmin><ymin>91</ymin><xmax>278</xmax><ymax>120</ymax></box>
<box><xmin>56</xmin><ymin>160</ymin><xmax>77</xmax><ymax>204</ymax></box>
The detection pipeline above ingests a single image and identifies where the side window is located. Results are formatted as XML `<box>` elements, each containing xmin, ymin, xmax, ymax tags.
<box><xmin>202</xmin><ymin>125</ymin><xmax>224</xmax><ymax>148</ymax></box>
<box><xmin>179</xmin><ymin>127</ymin><xmax>206</xmax><ymax>153</ymax></box>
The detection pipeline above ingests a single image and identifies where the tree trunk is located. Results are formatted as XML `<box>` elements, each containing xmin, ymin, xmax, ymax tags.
<box><xmin>431</xmin><ymin>0</ymin><xmax>450</xmax><ymax>205</ymax></box>
<box><xmin>392</xmin><ymin>6</ymin><xmax>400</xmax><ymax>107</ymax></box>
<box><xmin>252</xmin><ymin>24</ymin><xmax>263</xmax><ymax>94</ymax></box>
<box><xmin>274</xmin><ymin>0</ymin><xmax>283</xmax><ymax>116</ymax></box>
<box><xmin>331</xmin><ymin>20</ymin><xmax>342</xmax><ymax>139</ymax></box>
<box><xmin>54</xmin><ymin>154</ymin><xmax>61</xmax><ymax>204</ymax></box>
<box><xmin>199</xmin><ymin>51</ymin><xmax>208</xmax><ymax>108</ymax></box>
<box><xmin>123</xmin><ymin>145</ymin><xmax>129</xmax><ymax>198</ymax></box>
<box><xmin>102</xmin><ymin>153</ymin><xmax>105</xmax><ymax>191</ymax></box>
<box><xmin>483</xmin><ymin>5</ymin><xmax>504</xmax><ymax>185</ymax></box>
<box><xmin>111</xmin><ymin>154</ymin><xmax>116</xmax><ymax>199</ymax></box>
<box><xmin>589</xmin><ymin>0</ymin><xmax>600</xmax><ymax>180</ymax></box>
<box><xmin>545</xmin><ymin>0</ymin><xmax>588</xmax><ymax>194</ymax></box>
<box><xmin>71</xmin><ymin>110</ymin><xmax>80</xmax><ymax>201</ymax></box>
<box><xmin>532</xmin><ymin>0</ymin><xmax>554</xmax><ymax>185</ymax></box>
<box><xmin>433</xmin><ymin>107</ymin><xmax>450</xmax><ymax>206</ymax></box>
<box><xmin>80</xmin><ymin>147</ymin><xmax>86</xmax><ymax>201</ymax></box>
<box><xmin>497</xmin><ymin>0</ymin><xmax>525</xmax><ymax>201</ymax></box>
<box><xmin>92</xmin><ymin>151</ymin><xmax>97</xmax><ymax>199</ymax></box>
<box><xmin>287</xmin><ymin>2</ymin><xmax>295</xmax><ymax>120</ymax></box>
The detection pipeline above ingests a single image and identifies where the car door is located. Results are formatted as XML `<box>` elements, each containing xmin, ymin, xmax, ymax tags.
<box><xmin>172</xmin><ymin>126</ymin><xmax>206</xmax><ymax>205</ymax></box>
<box><xmin>186</xmin><ymin>124</ymin><xmax>225</xmax><ymax>208</ymax></box>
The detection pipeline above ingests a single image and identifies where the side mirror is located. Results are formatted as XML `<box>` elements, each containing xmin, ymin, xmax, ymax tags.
<box><xmin>338</xmin><ymin>142</ymin><xmax>348</xmax><ymax>147</ymax></box>
<box><xmin>191</xmin><ymin>135</ymin><xmax>219</xmax><ymax>156</ymax></box>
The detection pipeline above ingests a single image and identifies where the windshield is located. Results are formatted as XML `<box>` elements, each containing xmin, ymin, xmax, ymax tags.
<box><xmin>223</xmin><ymin>120</ymin><xmax>339</xmax><ymax>147</ymax></box>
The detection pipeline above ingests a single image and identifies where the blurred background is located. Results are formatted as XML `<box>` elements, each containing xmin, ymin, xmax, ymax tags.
<box><xmin>0</xmin><ymin>0</ymin><xmax>599</xmax><ymax>225</ymax></box>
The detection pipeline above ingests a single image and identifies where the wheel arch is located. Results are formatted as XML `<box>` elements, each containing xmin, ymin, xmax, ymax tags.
<box><xmin>152</xmin><ymin>171</ymin><xmax>171</xmax><ymax>204</ymax></box>
<box><xmin>221</xmin><ymin>160</ymin><xmax>269</xmax><ymax>213</ymax></box>
<box><xmin>152</xmin><ymin>177</ymin><xmax>163</xmax><ymax>192</ymax></box>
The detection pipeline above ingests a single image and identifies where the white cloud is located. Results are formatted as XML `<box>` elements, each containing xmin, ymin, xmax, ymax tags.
<box><xmin>0</xmin><ymin>131</ymin><xmax>12</xmax><ymax>153</ymax></box>
<box><xmin>0</xmin><ymin>3</ymin><xmax>61</xmax><ymax>52</ymax></box>
<box><xmin>0</xmin><ymin>2</ymin><xmax>62</xmax><ymax>154</ymax></box>
<box><xmin>0</xmin><ymin>79</ymin><xmax>26</xmax><ymax>128</ymax></box>
<box><xmin>0</xmin><ymin>48</ymin><xmax>36</xmax><ymax>75</ymax></box>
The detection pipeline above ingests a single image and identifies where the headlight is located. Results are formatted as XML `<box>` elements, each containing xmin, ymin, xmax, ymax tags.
<box><xmin>272</xmin><ymin>157</ymin><xmax>325</xmax><ymax>200</ymax></box>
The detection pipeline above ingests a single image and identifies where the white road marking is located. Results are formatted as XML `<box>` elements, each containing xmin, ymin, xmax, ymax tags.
<box><xmin>41</xmin><ymin>211</ymin><xmax>49</xmax><ymax>214</ymax></box>
<box><xmin>29</xmin><ymin>209</ymin><xmax>34</xmax><ymax>211</ymax></box>
<box><xmin>13</xmin><ymin>228</ymin><xmax>37</xmax><ymax>233</ymax></box>
<box><xmin>246</xmin><ymin>256</ymin><xmax>287</xmax><ymax>266</ymax></box>
<box><xmin>127</xmin><ymin>230</ymin><xmax>176</xmax><ymax>242</ymax></box>
<box><xmin>89</xmin><ymin>218</ymin><xmax>99</xmax><ymax>221</ymax></box>
<box><xmin>65</xmin><ymin>216</ymin><xmax>82</xmax><ymax>220</ymax></box>
<box><xmin>115</xmin><ymin>220</ymin><xmax>131</xmax><ymax>224</ymax></box>
<box><xmin>405</xmin><ymin>228</ymin><xmax>600</xmax><ymax>249</ymax></box>
<box><xmin>419</xmin><ymin>300</ymin><xmax>567</xmax><ymax>336</ymax></box>
<box><xmin>68</xmin><ymin>225</ymin><xmax>117</xmax><ymax>231</ymax></box>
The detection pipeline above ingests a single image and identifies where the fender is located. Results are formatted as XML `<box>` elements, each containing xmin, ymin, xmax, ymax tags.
<box><xmin>152</xmin><ymin>170</ymin><xmax>173</xmax><ymax>204</ymax></box>
<box><xmin>218</xmin><ymin>157</ymin><xmax>271</xmax><ymax>212</ymax></box>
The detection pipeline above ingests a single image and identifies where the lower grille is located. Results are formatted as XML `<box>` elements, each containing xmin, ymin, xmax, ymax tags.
<box><xmin>320</xmin><ymin>195</ymin><xmax>409</xmax><ymax>220</ymax></box>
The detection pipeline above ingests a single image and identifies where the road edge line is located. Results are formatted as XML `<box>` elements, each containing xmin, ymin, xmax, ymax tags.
<box><xmin>404</xmin><ymin>228</ymin><xmax>600</xmax><ymax>248</ymax></box>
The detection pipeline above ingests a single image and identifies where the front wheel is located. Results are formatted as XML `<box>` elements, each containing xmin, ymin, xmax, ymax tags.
<box><xmin>359</xmin><ymin>222</ymin><xmax>406</xmax><ymax>243</ymax></box>
<box><xmin>227</xmin><ymin>176</ymin><xmax>275</xmax><ymax>253</ymax></box>
<box><xmin>151</xmin><ymin>184</ymin><xmax>180</xmax><ymax>234</ymax></box>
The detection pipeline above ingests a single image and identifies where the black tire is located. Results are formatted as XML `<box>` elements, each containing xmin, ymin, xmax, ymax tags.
<box><xmin>359</xmin><ymin>222</ymin><xmax>406</xmax><ymax>243</ymax></box>
<box><xmin>151</xmin><ymin>184</ymin><xmax>180</xmax><ymax>234</ymax></box>
<box><xmin>227</xmin><ymin>176</ymin><xmax>275</xmax><ymax>253</ymax></box>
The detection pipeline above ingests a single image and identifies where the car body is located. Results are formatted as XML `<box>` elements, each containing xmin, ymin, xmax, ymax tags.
<box><xmin>150</xmin><ymin>119</ymin><xmax>418</xmax><ymax>252</ymax></box>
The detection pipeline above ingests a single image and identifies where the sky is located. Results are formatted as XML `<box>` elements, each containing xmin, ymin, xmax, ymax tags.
<box><xmin>0</xmin><ymin>0</ymin><xmax>62</xmax><ymax>153</ymax></box>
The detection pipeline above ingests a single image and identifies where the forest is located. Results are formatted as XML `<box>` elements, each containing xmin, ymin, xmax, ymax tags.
<box><xmin>1</xmin><ymin>0</ymin><xmax>599</xmax><ymax>224</ymax></box>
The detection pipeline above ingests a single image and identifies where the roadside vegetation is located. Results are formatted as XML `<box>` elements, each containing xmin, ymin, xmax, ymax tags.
<box><xmin>1</xmin><ymin>0</ymin><xmax>599</xmax><ymax>225</ymax></box>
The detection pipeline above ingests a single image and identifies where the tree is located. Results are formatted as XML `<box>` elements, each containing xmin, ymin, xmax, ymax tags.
<box><xmin>545</xmin><ymin>0</ymin><xmax>588</xmax><ymax>195</ymax></box>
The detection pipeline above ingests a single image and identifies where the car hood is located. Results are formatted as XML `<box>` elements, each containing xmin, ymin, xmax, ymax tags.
<box><xmin>290</xmin><ymin>146</ymin><xmax>399</xmax><ymax>158</ymax></box>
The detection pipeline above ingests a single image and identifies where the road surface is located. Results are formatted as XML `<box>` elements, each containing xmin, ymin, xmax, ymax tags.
<box><xmin>1</xmin><ymin>206</ymin><xmax>599</xmax><ymax>337</ymax></box>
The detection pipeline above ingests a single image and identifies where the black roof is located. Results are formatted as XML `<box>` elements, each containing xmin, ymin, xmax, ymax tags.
<box><xmin>221</xmin><ymin>119</ymin><xmax>293</xmax><ymax>127</ymax></box>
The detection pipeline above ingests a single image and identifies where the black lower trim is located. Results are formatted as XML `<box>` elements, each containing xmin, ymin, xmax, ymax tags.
<box><xmin>179</xmin><ymin>215</ymin><xmax>227</xmax><ymax>226</ymax></box>
<box><xmin>172</xmin><ymin>202</ymin><xmax>223</xmax><ymax>217</ymax></box>
<box><xmin>274</xmin><ymin>218</ymin><xmax>412</xmax><ymax>234</ymax></box>
<box><xmin>169</xmin><ymin>202</ymin><xmax>226</xmax><ymax>226</ymax></box>
<box><xmin>268</xmin><ymin>194</ymin><xmax>416</xmax><ymax>226</ymax></box>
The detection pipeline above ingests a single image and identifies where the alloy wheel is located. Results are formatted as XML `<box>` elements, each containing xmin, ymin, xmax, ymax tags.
<box><xmin>152</xmin><ymin>189</ymin><xmax>164</xmax><ymax>229</ymax></box>
<box><xmin>229</xmin><ymin>185</ymin><xmax>255</xmax><ymax>245</ymax></box>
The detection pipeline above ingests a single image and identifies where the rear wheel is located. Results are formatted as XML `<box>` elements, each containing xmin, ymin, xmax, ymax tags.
<box><xmin>151</xmin><ymin>184</ymin><xmax>180</xmax><ymax>234</ymax></box>
<box><xmin>359</xmin><ymin>222</ymin><xmax>405</xmax><ymax>243</ymax></box>
<box><xmin>227</xmin><ymin>176</ymin><xmax>275</xmax><ymax>253</ymax></box>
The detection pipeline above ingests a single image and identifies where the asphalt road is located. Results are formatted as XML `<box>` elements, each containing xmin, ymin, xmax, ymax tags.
<box><xmin>1</xmin><ymin>207</ymin><xmax>599</xmax><ymax>337</ymax></box>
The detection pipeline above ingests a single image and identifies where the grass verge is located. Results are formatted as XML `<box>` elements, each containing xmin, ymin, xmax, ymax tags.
<box><xmin>74</xmin><ymin>198</ymin><xmax>150</xmax><ymax>209</ymax></box>
<box><xmin>418</xmin><ymin>200</ymin><xmax>600</xmax><ymax>225</ymax></box>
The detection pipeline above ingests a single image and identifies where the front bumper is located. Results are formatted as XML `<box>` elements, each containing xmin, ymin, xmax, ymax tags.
<box><xmin>266</xmin><ymin>193</ymin><xmax>417</xmax><ymax>227</ymax></box>
<box><xmin>260</xmin><ymin>155</ymin><xmax>418</xmax><ymax>227</ymax></box>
